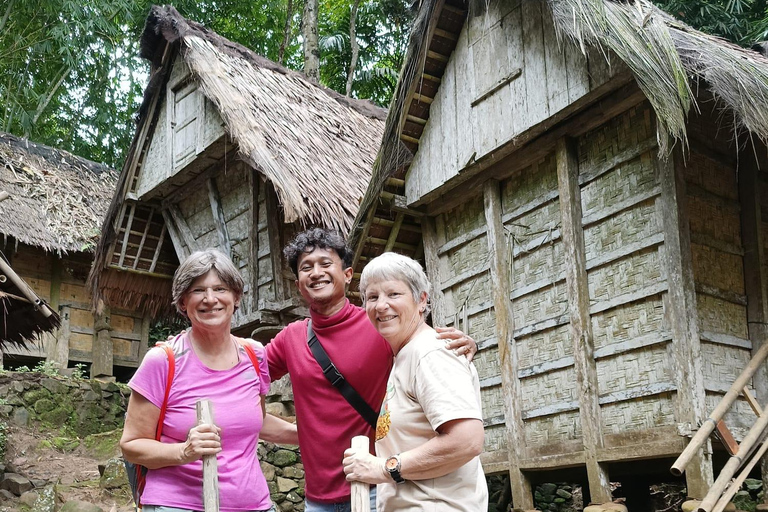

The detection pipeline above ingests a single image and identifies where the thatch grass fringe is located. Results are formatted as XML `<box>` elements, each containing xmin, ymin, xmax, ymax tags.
<box><xmin>547</xmin><ymin>0</ymin><xmax>692</xmax><ymax>152</ymax></box>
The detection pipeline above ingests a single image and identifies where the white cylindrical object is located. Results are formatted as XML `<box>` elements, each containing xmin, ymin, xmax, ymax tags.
<box><xmin>196</xmin><ymin>399</ymin><xmax>219</xmax><ymax>512</ymax></box>
<box><xmin>350</xmin><ymin>435</ymin><xmax>371</xmax><ymax>512</ymax></box>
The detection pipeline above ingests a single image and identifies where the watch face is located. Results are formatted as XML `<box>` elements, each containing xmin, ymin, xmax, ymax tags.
<box><xmin>385</xmin><ymin>457</ymin><xmax>399</xmax><ymax>470</ymax></box>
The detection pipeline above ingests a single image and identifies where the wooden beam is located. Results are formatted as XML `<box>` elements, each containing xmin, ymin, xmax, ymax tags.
<box><xmin>139</xmin><ymin>314</ymin><xmax>151</xmax><ymax>363</ymax></box>
<box><xmin>433</xmin><ymin>27</ymin><xmax>458</xmax><ymax>41</ymax></box>
<box><xmin>384</xmin><ymin>213</ymin><xmax>405</xmax><ymax>252</ymax></box>
<box><xmin>207</xmin><ymin>177</ymin><xmax>232</xmax><ymax>258</ymax></box>
<box><xmin>715</xmin><ymin>420</ymin><xmax>739</xmax><ymax>456</ymax></box>
<box><xmin>161</xmin><ymin>209</ymin><xmax>190</xmax><ymax>262</ymax></box>
<box><xmin>737</xmin><ymin>146</ymin><xmax>768</xmax><ymax>493</ymax></box>
<box><xmin>133</xmin><ymin>207</ymin><xmax>155</xmax><ymax>270</ymax></box>
<box><xmin>168</xmin><ymin>204</ymin><xmax>199</xmax><ymax>254</ymax></box>
<box><xmin>743</xmin><ymin>387</ymin><xmax>762</xmax><ymax>416</ymax></box>
<box><xmin>421</xmin><ymin>217</ymin><xmax>447</xmax><ymax>327</ymax></box>
<box><xmin>117</xmin><ymin>203</ymin><xmax>136</xmax><ymax>268</ymax></box>
<box><xmin>442</xmin><ymin>3</ymin><xmax>466</xmax><ymax>15</ymax></box>
<box><xmin>421</xmin><ymin>73</ymin><xmax>442</xmax><ymax>84</ymax></box>
<box><xmin>556</xmin><ymin>138</ymin><xmax>612</xmax><ymax>503</ymax></box>
<box><xmin>406</xmin><ymin>115</ymin><xmax>427</xmax><ymax>126</ymax></box>
<box><xmin>483</xmin><ymin>180</ymin><xmax>532</xmax><ymax>509</ymax></box>
<box><xmin>149</xmin><ymin>221</ymin><xmax>167</xmax><ymax>273</ymax></box>
<box><xmin>264</xmin><ymin>184</ymin><xmax>286</xmax><ymax>301</ymax></box>
<box><xmin>412</xmin><ymin>93</ymin><xmax>434</xmax><ymax>105</ymax></box>
<box><xmin>400</xmin><ymin>134</ymin><xmax>421</xmax><ymax>145</ymax></box>
<box><xmin>426</xmin><ymin>50</ymin><xmax>449</xmax><ymax>63</ymax></box>
<box><xmin>249</xmin><ymin>171</ymin><xmax>261</xmax><ymax>315</ymax></box>
<box><xmin>658</xmin><ymin>148</ymin><xmax>712</xmax><ymax>498</ymax></box>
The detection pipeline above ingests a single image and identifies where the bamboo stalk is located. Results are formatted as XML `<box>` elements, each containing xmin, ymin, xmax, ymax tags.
<box><xmin>0</xmin><ymin>257</ymin><xmax>54</xmax><ymax>318</ymax></box>
<box><xmin>671</xmin><ymin>340</ymin><xmax>768</xmax><ymax>476</ymax></box>
<box><xmin>196</xmin><ymin>399</ymin><xmax>219</xmax><ymax>512</ymax></box>
<box><xmin>350</xmin><ymin>436</ymin><xmax>370</xmax><ymax>512</ymax></box>
<box><xmin>697</xmin><ymin>404</ymin><xmax>768</xmax><ymax>512</ymax></box>
<box><xmin>712</xmin><ymin>438</ymin><xmax>768</xmax><ymax>512</ymax></box>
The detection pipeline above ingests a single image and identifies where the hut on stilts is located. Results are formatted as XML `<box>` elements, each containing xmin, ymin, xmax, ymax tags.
<box><xmin>349</xmin><ymin>0</ymin><xmax>768</xmax><ymax>508</ymax></box>
<box><xmin>88</xmin><ymin>6</ymin><xmax>385</xmax><ymax>345</ymax></box>
<box><xmin>0</xmin><ymin>132</ymin><xmax>145</xmax><ymax>376</ymax></box>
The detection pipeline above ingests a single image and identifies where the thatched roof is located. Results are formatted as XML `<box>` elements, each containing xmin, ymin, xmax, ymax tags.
<box><xmin>90</xmin><ymin>5</ymin><xmax>386</xmax><ymax>318</ymax></box>
<box><xmin>142</xmin><ymin>5</ymin><xmax>385</xmax><ymax>232</ymax></box>
<box><xmin>0</xmin><ymin>132</ymin><xmax>118</xmax><ymax>254</ymax></box>
<box><xmin>349</xmin><ymin>0</ymin><xmax>768</xmax><ymax>262</ymax></box>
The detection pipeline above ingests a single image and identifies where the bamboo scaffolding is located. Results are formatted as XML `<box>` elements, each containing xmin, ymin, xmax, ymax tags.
<box><xmin>712</xmin><ymin>437</ymin><xmax>768</xmax><ymax>512</ymax></box>
<box><xmin>697</xmin><ymin>404</ymin><xmax>768</xmax><ymax>512</ymax></box>
<box><xmin>671</xmin><ymin>340</ymin><xmax>768</xmax><ymax>476</ymax></box>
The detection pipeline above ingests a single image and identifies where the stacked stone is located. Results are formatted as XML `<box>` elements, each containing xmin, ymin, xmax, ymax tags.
<box><xmin>534</xmin><ymin>483</ymin><xmax>578</xmax><ymax>512</ymax></box>
<box><xmin>259</xmin><ymin>442</ymin><xmax>305</xmax><ymax>511</ymax></box>
<box><xmin>0</xmin><ymin>373</ymin><xmax>129</xmax><ymax>436</ymax></box>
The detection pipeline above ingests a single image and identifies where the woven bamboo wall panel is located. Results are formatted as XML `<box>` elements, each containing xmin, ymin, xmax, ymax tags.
<box><xmin>448</xmin><ymin>273</ymin><xmax>492</xmax><ymax>318</ymax></box>
<box><xmin>481</xmin><ymin>383</ymin><xmax>507</xmax><ymax>419</ymax></box>
<box><xmin>24</xmin><ymin>276</ymin><xmax>52</xmax><ymax>302</ymax></box>
<box><xmin>525</xmin><ymin>411</ymin><xmax>582</xmax><ymax>445</ymax></box>
<box><xmin>69</xmin><ymin>332</ymin><xmax>93</xmax><ymax>352</ymax></box>
<box><xmin>464</xmin><ymin>310</ymin><xmax>498</xmax><ymax>351</ymax></box>
<box><xmin>577</xmin><ymin>102</ymin><xmax>653</xmax><ymax>171</ymax></box>
<box><xmin>475</xmin><ymin>344</ymin><xmax>501</xmax><ymax>383</ymax></box>
<box><xmin>444</xmin><ymin>236</ymin><xmax>490</xmax><ymax>281</ymax></box>
<box><xmin>517</xmin><ymin>324</ymin><xmax>571</xmax><ymax>369</ymax></box>
<box><xmin>583</xmin><ymin>200</ymin><xmax>661</xmax><ymax>263</ymax></box>
<box><xmin>513</xmin><ymin>282</ymin><xmax>568</xmax><ymax>330</ymax></box>
<box><xmin>697</xmin><ymin>294</ymin><xmax>748</xmax><ymax>339</ymax></box>
<box><xmin>601</xmin><ymin>393</ymin><xmax>676</xmax><ymax>434</ymax></box>
<box><xmin>178</xmin><ymin>179</ymin><xmax>211</xmax><ymax>219</ymax></box>
<box><xmin>196</xmin><ymin>230</ymin><xmax>219</xmax><ymax>252</ymax></box>
<box><xmin>443</xmin><ymin>194</ymin><xmax>486</xmax><ymax>240</ymax></box>
<box><xmin>225</xmin><ymin>208</ymin><xmax>250</xmax><ymax>244</ymax></box>
<box><xmin>485</xmin><ymin>425</ymin><xmax>510</xmax><ymax>455</ymax></box>
<box><xmin>595</xmin><ymin>345</ymin><xmax>672</xmax><ymax>395</ymax></box>
<box><xmin>701</xmin><ymin>342</ymin><xmax>752</xmax><ymax>391</ymax></box>
<box><xmin>70</xmin><ymin>308</ymin><xmax>95</xmax><ymax>330</ymax></box>
<box><xmin>110</xmin><ymin>314</ymin><xmax>136</xmax><ymax>334</ymax></box>
<box><xmin>683</xmin><ymin>152</ymin><xmax>738</xmax><ymax>201</ymax></box>
<box><xmin>510</xmin><ymin>238</ymin><xmax>565</xmax><ymax>292</ymax></box>
<box><xmin>9</xmin><ymin>246</ymin><xmax>52</xmax><ymax>277</ymax></box>
<box><xmin>508</xmin><ymin>197</ymin><xmax>561</xmax><ymax>243</ymax></box>
<box><xmin>60</xmin><ymin>282</ymin><xmax>90</xmax><ymax>304</ymax></box>
<box><xmin>591</xmin><ymin>297</ymin><xmax>664</xmax><ymax>350</ymax></box>
<box><xmin>687</xmin><ymin>195</ymin><xmax>741</xmax><ymax>249</ymax></box>
<box><xmin>691</xmin><ymin>243</ymin><xmax>745</xmax><ymax>295</ymax></box>
<box><xmin>112</xmin><ymin>337</ymin><xmax>133</xmax><ymax>357</ymax></box>
<box><xmin>520</xmin><ymin>367</ymin><xmax>578</xmax><ymax>411</ymax></box>
<box><xmin>587</xmin><ymin>248</ymin><xmax>662</xmax><ymax>303</ymax></box>
<box><xmin>501</xmin><ymin>153</ymin><xmax>557</xmax><ymax>214</ymax></box>
<box><xmin>581</xmin><ymin>151</ymin><xmax>657</xmax><ymax>219</ymax></box>
<box><xmin>215</xmin><ymin>161</ymin><xmax>248</xmax><ymax>200</ymax></box>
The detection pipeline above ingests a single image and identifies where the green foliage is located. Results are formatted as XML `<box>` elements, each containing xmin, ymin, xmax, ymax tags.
<box><xmin>71</xmin><ymin>363</ymin><xmax>88</xmax><ymax>380</ymax></box>
<box><xmin>652</xmin><ymin>0</ymin><xmax>768</xmax><ymax>45</ymax></box>
<box><xmin>33</xmin><ymin>360</ymin><xmax>62</xmax><ymax>376</ymax></box>
<box><xmin>1</xmin><ymin>0</ymin><xmax>412</xmax><ymax>167</ymax></box>
<box><xmin>148</xmin><ymin>318</ymin><xmax>189</xmax><ymax>345</ymax></box>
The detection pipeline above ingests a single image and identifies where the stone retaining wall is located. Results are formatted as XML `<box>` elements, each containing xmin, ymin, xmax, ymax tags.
<box><xmin>0</xmin><ymin>371</ymin><xmax>306</xmax><ymax>509</ymax></box>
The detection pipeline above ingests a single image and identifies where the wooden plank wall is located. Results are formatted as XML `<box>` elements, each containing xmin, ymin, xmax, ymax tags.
<box><xmin>407</xmin><ymin>0</ymin><xmax>617</xmax><ymax>204</ymax></box>
<box><xmin>4</xmin><ymin>244</ymin><xmax>147</xmax><ymax>368</ymax></box>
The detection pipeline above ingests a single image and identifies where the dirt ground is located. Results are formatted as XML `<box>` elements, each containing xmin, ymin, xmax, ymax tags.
<box><xmin>2</xmin><ymin>425</ymin><xmax>134</xmax><ymax>512</ymax></box>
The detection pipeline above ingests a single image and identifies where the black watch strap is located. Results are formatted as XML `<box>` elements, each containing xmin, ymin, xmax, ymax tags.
<box><xmin>386</xmin><ymin>455</ymin><xmax>405</xmax><ymax>483</ymax></box>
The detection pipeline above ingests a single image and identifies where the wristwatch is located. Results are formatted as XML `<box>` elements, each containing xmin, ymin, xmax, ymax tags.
<box><xmin>385</xmin><ymin>454</ymin><xmax>405</xmax><ymax>483</ymax></box>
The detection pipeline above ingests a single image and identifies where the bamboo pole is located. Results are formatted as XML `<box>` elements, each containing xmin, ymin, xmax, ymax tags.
<box><xmin>0</xmin><ymin>257</ymin><xmax>54</xmax><ymax>318</ymax></box>
<box><xmin>712</xmin><ymin>438</ymin><xmax>768</xmax><ymax>512</ymax></box>
<box><xmin>196</xmin><ymin>399</ymin><xmax>219</xmax><ymax>512</ymax></box>
<box><xmin>350</xmin><ymin>436</ymin><xmax>370</xmax><ymax>512</ymax></box>
<box><xmin>671</xmin><ymin>340</ymin><xmax>768</xmax><ymax>476</ymax></box>
<box><xmin>697</xmin><ymin>405</ymin><xmax>768</xmax><ymax>512</ymax></box>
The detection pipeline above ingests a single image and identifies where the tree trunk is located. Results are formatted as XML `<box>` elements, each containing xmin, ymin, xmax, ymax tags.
<box><xmin>25</xmin><ymin>65</ymin><xmax>70</xmax><ymax>137</ymax></box>
<box><xmin>0</xmin><ymin>0</ymin><xmax>15</xmax><ymax>34</ymax></box>
<box><xmin>278</xmin><ymin>0</ymin><xmax>294</xmax><ymax>66</ymax></box>
<box><xmin>302</xmin><ymin>0</ymin><xmax>319</xmax><ymax>82</ymax></box>
<box><xmin>345</xmin><ymin>0</ymin><xmax>362</xmax><ymax>96</ymax></box>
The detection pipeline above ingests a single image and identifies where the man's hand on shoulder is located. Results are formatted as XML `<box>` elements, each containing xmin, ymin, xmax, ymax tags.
<box><xmin>435</xmin><ymin>326</ymin><xmax>477</xmax><ymax>362</ymax></box>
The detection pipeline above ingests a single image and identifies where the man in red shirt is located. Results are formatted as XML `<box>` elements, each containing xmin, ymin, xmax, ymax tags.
<box><xmin>260</xmin><ymin>228</ymin><xmax>476</xmax><ymax>512</ymax></box>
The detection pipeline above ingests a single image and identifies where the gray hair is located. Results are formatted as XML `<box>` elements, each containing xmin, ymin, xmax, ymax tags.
<box><xmin>172</xmin><ymin>249</ymin><xmax>244</xmax><ymax>316</ymax></box>
<box><xmin>359</xmin><ymin>252</ymin><xmax>431</xmax><ymax>314</ymax></box>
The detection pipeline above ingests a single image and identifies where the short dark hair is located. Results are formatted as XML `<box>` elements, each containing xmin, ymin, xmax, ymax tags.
<box><xmin>284</xmin><ymin>228</ymin><xmax>353</xmax><ymax>277</ymax></box>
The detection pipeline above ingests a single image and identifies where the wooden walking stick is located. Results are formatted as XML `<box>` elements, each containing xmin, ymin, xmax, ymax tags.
<box><xmin>350</xmin><ymin>436</ymin><xmax>371</xmax><ymax>512</ymax></box>
<box><xmin>196</xmin><ymin>399</ymin><xmax>219</xmax><ymax>512</ymax></box>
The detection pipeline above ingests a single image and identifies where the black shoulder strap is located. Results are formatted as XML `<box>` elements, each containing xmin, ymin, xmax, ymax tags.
<box><xmin>307</xmin><ymin>320</ymin><xmax>378</xmax><ymax>429</ymax></box>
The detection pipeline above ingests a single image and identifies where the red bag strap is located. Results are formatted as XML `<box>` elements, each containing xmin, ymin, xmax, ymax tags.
<box><xmin>154</xmin><ymin>341</ymin><xmax>176</xmax><ymax>441</ymax></box>
<box><xmin>236</xmin><ymin>337</ymin><xmax>262</xmax><ymax>380</ymax></box>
